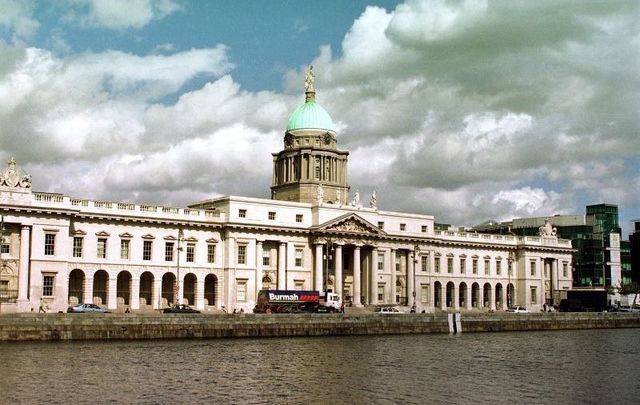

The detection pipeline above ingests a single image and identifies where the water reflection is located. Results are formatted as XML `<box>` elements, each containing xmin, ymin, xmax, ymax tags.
<box><xmin>1</xmin><ymin>329</ymin><xmax>639</xmax><ymax>404</ymax></box>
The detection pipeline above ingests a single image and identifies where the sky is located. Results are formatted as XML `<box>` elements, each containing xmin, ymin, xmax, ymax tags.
<box><xmin>0</xmin><ymin>0</ymin><xmax>638</xmax><ymax>236</ymax></box>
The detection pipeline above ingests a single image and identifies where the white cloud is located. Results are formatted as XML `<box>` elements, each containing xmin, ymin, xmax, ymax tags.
<box><xmin>66</xmin><ymin>0</ymin><xmax>183</xmax><ymax>30</ymax></box>
<box><xmin>0</xmin><ymin>0</ymin><xmax>39</xmax><ymax>43</ymax></box>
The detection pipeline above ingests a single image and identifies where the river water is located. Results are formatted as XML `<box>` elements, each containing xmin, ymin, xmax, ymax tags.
<box><xmin>1</xmin><ymin>329</ymin><xmax>639</xmax><ymax>404</ymax></box>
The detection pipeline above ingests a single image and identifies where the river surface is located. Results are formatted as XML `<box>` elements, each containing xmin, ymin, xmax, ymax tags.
<box><xmin>1</xmin><ymin>329</ymin><xmax>639</xmax><ymax>404</ymax></box>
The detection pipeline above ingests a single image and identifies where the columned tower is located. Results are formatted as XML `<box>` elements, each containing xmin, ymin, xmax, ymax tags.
<box><xmin>271</xmin><ymin>66</ymin><xmax>349</xmax><ymax>204</ymax></box>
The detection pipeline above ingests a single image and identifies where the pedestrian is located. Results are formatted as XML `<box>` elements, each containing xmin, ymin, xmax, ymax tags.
<box><xmin>233</xmin><ymin>308</ymin><xmax>237</xmax><ymax>314</ymax></box>
<box><xmin>240</xmin><ymin>308</ymin><xmax>244</xmax><ymax>314</ymax></box>
<box><xmin>125</xmin><ymin>307</ymin><xmax>131</xmax><ymax>313</ymax></box>
<box><xmin>340</xmin><ymin>301</ymin><xmax>345</xmax><ymax>314</ymax></box>
<box><xmin>38</xmin><ymin>298</ymin><xmax>46</xmax><ymax>313</ymax></box>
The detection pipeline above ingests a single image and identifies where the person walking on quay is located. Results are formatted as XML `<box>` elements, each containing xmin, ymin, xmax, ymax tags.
<box><xmin>38</xmin><ymin>298</ymin><xmax>47</xmax><ymax>313</ymax></box>
<box><xmin>340</xmin><ymin>301</ymin><xmax>345</xmax><ymax>314</ymax></box>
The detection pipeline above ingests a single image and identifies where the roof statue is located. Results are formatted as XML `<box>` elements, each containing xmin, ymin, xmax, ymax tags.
<box><xmin>351</xmin><ymin>191</ymin><xmax>360</xmax><ymax>207</ymax></box>
<box><xmin>316</xmin><ymin>184</ymin><xmax>324</xmax><ymax>205</ymax></box>
<box><xmin>369</xmin><ymin>190</ymin><xmax>377</xmax><ymax>209</ymax></box>
<box><xmin>539</xmin><ymin>218</ymin><xmax>557</xmax><ymax>237</ymax></box>
<box><xmin>1</xmin><ymin>157</ymin><xmax>31</xmax><ymax>189</ymax></box>
<box><xmin>304</xmin><ymin>65</ymin><xmax>315</xmax><ymax>93</ymax></box>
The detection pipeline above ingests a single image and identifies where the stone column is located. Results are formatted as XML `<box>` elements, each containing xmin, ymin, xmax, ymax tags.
<box><xmin>543</xmin><ymin>260</ymin><xmax>550</xmax><ymax>305</ymax></box>
<box><xmin>277</xmin><ymin>242</ymin><xmax>286</xmax><ymax>289</ymax></box>
<box><xmin>453</xmin><ymin>284</ymin><xmax>459</xmax><ymax>311</ymax></box>
<box><xmin>17</xmin><ymin>225</ymin><xmax>30</xmax><ymax>307</ymax></box>
<box><xmin>551</xmin><ymin>259</ymin><xmax>558</xmax><ymax>306</ymax></box>
<box><xmin>439</xmin><ymin>284</ymin><xmax>446</xmax><ymax>311</ymax></box>
<box><xmin>466</xmin><ymin>285</ymin><xmax>472</xmax><ymax>310</ymax></box>
<box><xmin>478</xmin><ymin>286</ymin><xmax>484</xmax><ymax>311</ymax></box>
<box><xmin>353</xmin><ymin>245</ymin><xmax>361</xmax><ymax>306</ymax></box>
<box><xmin>314</xmin><ymin>243</ymin><xmax>323</xmax><ymax>292</ymax></box>
<box><xmin>334</xmin><ymin>244</ymin><xmax>343</xmax><ymax>297</ymax></box>
<box><xmin>107</xmin><ymin>274</ymin><xmax>117</xmax><ymax>310</ymax></box>
<box><xmin>408</xmin><ymin>251</ymin><xmax>415</xmax><ymax>307</ymax></box>
<box><xmin>84</xmin><ymin>275</ymin><xmax>94</xmax><ymax>306</ymax></box>
<box><xmin>195</xmin><ymin>275</ymin><xmax>205</xmax><ymax>310</ymax></box>
<box><xmin>390</xmin><ymin>249</ymin><xmax>396</xmax><ymax>305</ymax></box>
<box><xmin>370</xmin><ymin>247</ymin><xmax>378</xmax><ymax>305</ymax></box>
<box><xmin>490</xmin><ymin>286</ymin><xmax>496</xmax><ymax>311</ymax></box>
<box><xmin>152</xmin><ymin>274</ymin><xmax>161</xmax><ymax>309</ymax></box>
<box><xmin>256</xmin><ymin>241</ymin><xmax>263</xmax><ymax>294</ymax></box>
<box><xmin>131</xmin><ymin>275</ymin><xmax>140</xmax><ymax>310</ymax></box>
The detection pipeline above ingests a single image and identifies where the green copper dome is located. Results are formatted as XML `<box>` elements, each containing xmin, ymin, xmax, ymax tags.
<box><xmin>286</xmin><ymin>100</ymin><xmax>335</xmax><ymax>132</ymax></box>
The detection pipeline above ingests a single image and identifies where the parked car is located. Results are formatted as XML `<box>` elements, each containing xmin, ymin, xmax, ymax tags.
<box><xmin>506</xmin><ymin>306</ymin><xmax>529</xmax><ymax>313</ymax></box>
<box><xmin>67</xmin><ymin>303</ymin><xmax>110</xmax><ymax>313</ymax></box>
<box><xmin>617</xmin><ymin>305</ymin><xmax>640</xmax><ymax>313</ymax></box>
<box><xmin>163</xmin><ymin>304</ymin><xmax>200</xmax><ymax>313</ymax></box>
<box><xmin>375</xmin><ymin>306</ymin><xmax>402</xmax><ymax>314</ymax></box>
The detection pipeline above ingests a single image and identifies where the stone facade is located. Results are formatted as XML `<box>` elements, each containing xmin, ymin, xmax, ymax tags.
<box><xmin>0</xmin><ymin>76</ymin><xmax>574</xmax><ymax>314</ymax></box>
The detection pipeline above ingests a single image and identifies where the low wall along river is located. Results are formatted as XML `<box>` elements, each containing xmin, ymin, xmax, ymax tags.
<box><xmin>1</xmin><ymin>312</ymin><xmax>639</xmax><ymax>341</ymax></box>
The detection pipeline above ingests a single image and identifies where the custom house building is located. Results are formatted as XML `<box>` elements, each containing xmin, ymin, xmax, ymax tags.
<box><xmin>0</xmin><ymin>68</ymin><xmax>573</xmax><ymax>314</ymax></box>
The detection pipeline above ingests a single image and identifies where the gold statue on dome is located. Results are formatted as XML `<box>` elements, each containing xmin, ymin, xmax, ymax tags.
<box><xmin>305</xmin><ymin>65</ymin><xmax>315</xmax><ymax>92</ymax></box>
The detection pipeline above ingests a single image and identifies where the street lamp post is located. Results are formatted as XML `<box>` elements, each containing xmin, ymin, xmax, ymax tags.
<box><xmin>175</xmin><ymin>229</ymin><xmax>184</xmax><ymax>306</ymax></box>
<box><xmin>412</xmin><ymin>244</ymin><xmax>420</xmax><ymax>311</ymax></box>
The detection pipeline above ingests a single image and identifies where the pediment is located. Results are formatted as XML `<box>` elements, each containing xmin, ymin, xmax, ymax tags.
<box><xmin>313</xmin><ymin>213</ymin><xmax>386</xmax><ymax>236</ymax></box>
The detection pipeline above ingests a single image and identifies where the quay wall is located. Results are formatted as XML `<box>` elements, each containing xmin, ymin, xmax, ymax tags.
<box><xmin>0</xmin><ymin>312</ymin><xmax>639</xmax><ymax>342</ymax></box>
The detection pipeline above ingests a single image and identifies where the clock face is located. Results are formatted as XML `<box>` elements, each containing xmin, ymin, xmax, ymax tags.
<box><xmin>323</xmin><ymin>133</ymin><xmax>331</xmax><ymax>145</ymax></box>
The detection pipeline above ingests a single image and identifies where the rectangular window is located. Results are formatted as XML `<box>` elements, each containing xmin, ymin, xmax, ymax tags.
<box><xmin>295</xmin><ymin>248</ymin><xmax>303</xmax><ymax>267</ymax></box>
<box><xmin>484</xmin><ymin>259</ymin><xmax>490</xmax><ymax>275</ymax></box>
<box><xmin>421</xmin><ymin>225</ymin><xmax>427</xmax><ymax>233</ymax></box>
<box><xmin>530</xmin><ymin>260</ymin><xmax>536</xmax><ymax>276</ymax></box>
<box><xmin>377</xmin><ymin>253</ymin><xmax>384</xmax><ymax>270</ymax></box>
<box><xmin>400</xmin><ymin>223</ymin><xmax>406</xmax><ymax>231</ymax></box>
<box><xmin>120</xmin><ymin>239</ymin><xmax>130</xmax><ymax>260</ymax></box>
<box><xmin>165</xmin><ymin>242</ymin><xmax>174</xmax><ymax>262</ymax></box>
<box><xmin>268</xmin><ymin>211</ymin><xmax>276</xmax><ymax>220</ymax></box>
<box><xmin>143</xmin><ymin>240</ymin><xmax>152</xmax><ymax>261</ymax></box>
<box><xmin>0</xmin><ymin>235</ymin><xmax>9</xmax><ymax>254</ymax></box>
<box><xmin>237</xmin><ymin>245</ymin><xmax>246</xmax><ymax>265</ymax></box>
<box><xmin>563</xmin><ymin>262</ymin><xmax>568</xmax><ymax>278</ymax></box>
<box><xmin>377</xmin><ymin>285</ymin><xmax>384</xmax><ymax>302</ymax></box>
<box><xmin>531</xmin><ymin>286</ymin><xmax>537</xmax><ymax>305</ymax></box>
<box><xmin>237</xmin><ymin>280</ymin><xmax>247</xmax><ymax>302</ymax></box>
<box><xmin>296</xmin><ymin>214</ymin><xmax>303</xmax><ymax>223</ymax></box>
<box><xmin>473</xmin><ymin>259</ymin><xmax>478</xmax><ymax>274</ymax></box>
<box><xmin>447</xmin><ymin>257</ymin><xmax>453</xmax><ymax>273</ymax></box>
<box><xmin>421</xmin><ymin>285</ymin><xmax>429</xmax><ymax>303</ymax></box>
<box><xmin>263</xmin><ymin>250</ymin><xmax>270</xmax><ymax>267</ymax></box>
<box><xmin>544</xmin><ymin>265</ymin><xmax>548</xmax><ymax>278</ymax></box>
<box><xmin>434</xmin><ymin>257</ymin><xmax>440</xmax><ymax>273</ymax></box>
<box><xmin>72</xmin><ymin>237</ymin><xmax>83</xmax><ymax>258</ymax></box>
<box><xmin>44</xmin><ymin>234</ymin><xmax>55</xmax><ymax>256</ymax></box>
<box><xmin>460</xmin><ymin>258</ymin><xmax>466</xmax><ymax>274</ymax></box>
<box><xmin>395</xmin><ymin>253</ymin><xmax>401</xmax><ymax>272</ymax></box>
<box><xmin>186</xmin><ymin>244</ymin><xmax>195</xmax><ymax>262</ymax></box>
<box><xmin>42</xmin><ymin>274</ymin><xmax>54</xmax><ymax>297</ymax></box>
<box><xmin>294</xmin><ymin>280</ymin><xmax>304</xmax><ymax>291</ymax></box>
<box><xmin>97</xmin><ymin>238</ymin><xmax>107</xmax><ymax>259</ymax></box>
<box><xmin>208</xmin><ymin>244</ymin><xmax>216</xmax><ymax>264</ymax></box>
<box><xmin>509</xmin><ymin>260</ymin><xmax>513</xmax><ymax>276</ymax></box>
<box><xmin>421</xmin><ymin>256</ymin><xmax>429</xmax><ymax>272</ymax></box>
<box><xmin>496</xmin><ymin>260</ymin><xmax>502</xmax><ymax>276</ymax></box>
<box><xmin>238</xmin><ymin>209</ymin><xmax>246</xmax><ymax>218</ymax></box>
<box><xmin>378</xmin><ymin>221</ymin><xmax>384</xmax><ymax>230</ymax></box>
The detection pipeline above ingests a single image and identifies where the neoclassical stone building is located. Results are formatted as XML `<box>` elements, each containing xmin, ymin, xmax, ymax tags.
<box><xmin>0</xmin><ymin>69</ymin><xmax>573</xmax><ymax>313</ymax></box>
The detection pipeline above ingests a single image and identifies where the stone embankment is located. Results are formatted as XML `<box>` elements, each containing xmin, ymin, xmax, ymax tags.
<box><xmin>0</xmin><ymin>312</ymin><xmax>638</xmax><ymax>342</ymax></box>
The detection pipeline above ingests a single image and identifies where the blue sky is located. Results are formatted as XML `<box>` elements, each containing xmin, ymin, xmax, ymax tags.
<box><xmin>0</xmin><ymin>0</ymin><xmax>638</xmax><ymax>235</ymax></box>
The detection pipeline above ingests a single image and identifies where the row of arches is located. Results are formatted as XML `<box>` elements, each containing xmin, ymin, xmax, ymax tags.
<box><xmin>68</xmin><ymin>269</ymin><xmax>219</xmax><ymax>309</ymax></box>
<box><xmin>433</xmin><ymin>281</ymin><xmax>515</xmax><ymax>309</ymax></box>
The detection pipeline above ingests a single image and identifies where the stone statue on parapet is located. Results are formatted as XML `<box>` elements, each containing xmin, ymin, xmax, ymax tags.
<box><xmin>305</xmin><ymin>65</ymin><xmax>315</xmax><ymax>92</ymax></box>
<box><xmin>316</xmin><ymin>184</ymin><xmax>324</xmax><ymax>204</ymax></box>
<box><xmin>351</xmin><ymin>191</ymin><xmax>360</xmax><ymax>207</ymax></box>
<box><xmin>336</xmin><ymin>189</ymin><xmax>341</xmax><ymax>205</ymax></box>
<box><xmin>539</xmin><ymin>218</ymin><xmax>557</xmax><ymax>237</ymax></box>
<box><xmin>369</xmin><ymin>190</ymin><xmax>377</xmax><ymax>209</ymax></box>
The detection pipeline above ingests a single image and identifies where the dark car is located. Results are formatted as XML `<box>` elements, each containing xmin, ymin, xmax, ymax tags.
<box><xmin>163</xmin><ymin>304</ymin><xmax>200</xmax><ymax>313</ymax></box>
<box><xmin>67</xmin><ymin>303</ymin><xmax>110</xmax><ymax>313</ymax></box>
